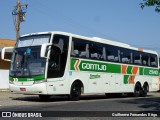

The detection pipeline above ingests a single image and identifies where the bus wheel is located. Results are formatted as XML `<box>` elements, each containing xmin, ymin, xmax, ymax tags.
<box><xmin>39</xmin><ymin>95</ymin><xmax>51</xmax><ymax>100</ymax></box>
<box><xmin>105</xmin><ymin>93</ymin><xmax>111</xmax><ymax>97</ymax></box>
<box><xmin>134</xmin><ymin>83</ymin><xmax>141</xmax><ymax>97</ymax></box>
<box><xmin>141</xmin><ymin>83</ymin><xmax>148</xmax><ymax>97</ymax></box>
<box><xmin>70</xmin><ymin>82</ymin><xmax>81</xmax><ymax>101</ymax></box>
<box><xmin>127</xmin><ymin>93</ymin><xmax>134</xmax><ymax>97</ymax></box>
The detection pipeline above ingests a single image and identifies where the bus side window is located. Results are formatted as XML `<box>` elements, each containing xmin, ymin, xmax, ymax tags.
<box><xmin>90</xmin><ymin>42</ymin><xmax>103</xmax><ymax>60</ymax></box>
<box><xmin>150</xmin><ymin>55</ymin><xmax>157</xmax><ymax>67</ymax></box>
<box><xmin>120</xmin><ymin>48</ymin><xmax>132</xmax><ymax>64</ymax></box>
<box><xmin>106</xmin><ymin>45</ymin><xmax>119</xmax><ymax>62</ymax></box>
<box><xmin>71</xmin><ymin>41</ymin><xmax>79</xmax><ymax>57</ymax></box>
<box><xmin>133</xmin><ymin>52</ymin><xmax>142</xmax><ymax>65</ymax></box>
<box><xmin>79</xmin><ymin>44</ymin><xmax>89</xmax><ymax>58</ymax></box>
<box><xmin>72</xmin><ymin>38</ymin><xmax>89</xmax><ymax>58</ymax></box>
<box><xmin>107</xmin><ymin>55</ymin><xmax>114</xmax><ymax>61</ymax></box>
<box><xmin>102</xmin><ymin>47</ymin><xmax>106</xmax><ymax>60</ymax></box>
<box><xmin>142</xmin><ymin>53</ymin><xmax>149</xmax><ymax>66</ymax></box>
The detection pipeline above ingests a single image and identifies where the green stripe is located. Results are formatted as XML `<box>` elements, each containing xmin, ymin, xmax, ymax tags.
<box><xmin>79</xmin><ymin>60</ymin><xmax>108</xmax><ymax>72</ymax></box>
<box><xmin>107</xmin><ymin>64</ymin><xmax>121</xmax><ymax>73</ymax></box>
<box><xmin>9</xmin><ymin>75</ymin><xmax>45</xmax><ymax>82</ymax></box>
<box><xmin>71</xmin><ymin>59</ymin><xmax>159</xmax><ymax>76</ymax></box>
<box><xmin>9</xmin><ymin>76</ymin><xmax>14</xmax><ymax>81</ymax></box>
<box><xmin>124</xmin><ymin>75</ymin><xmax>129</xmax><ymax>84</ymax></box>
<box><xmin>71</xmin><ymin>59</ymin><xmax>76</xmax><ymax>70</ymax></box>
<box><xmin>71</xmin><ymin>59</ymin><xmax>121</xmax><ymax>73</ymax></box>
<box><xmin>127</xmin><ymin>66</ymin><xmax>132</xmax><ymax>74</ymax></box>
<box><xmin>139</xmin><ymin>67</ymin><xmax>144</xmax><ymax>75</ymax></box>
<box><xmin>143</xmin><ymin>68</ymin><xmax>159</xmax><ymax>76</ymax></box>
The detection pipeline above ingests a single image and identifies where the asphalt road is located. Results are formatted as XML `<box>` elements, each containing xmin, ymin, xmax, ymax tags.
<box><xmin>0</xmin><ymin>91</ymin><xmax>160</xmax><ymax>120</ymax></box>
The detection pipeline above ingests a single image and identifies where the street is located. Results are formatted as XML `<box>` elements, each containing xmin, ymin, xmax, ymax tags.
<box><xmin>0</xmin><ymin>91</ymin><xmax>160</xmax><ymax>120</ymax></box>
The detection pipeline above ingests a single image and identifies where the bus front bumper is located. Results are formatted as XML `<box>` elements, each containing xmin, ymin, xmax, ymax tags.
<box><xmin>9</xmin><ymin>83</ymin><xmax>48</xmax><ymax>95</ymax></box>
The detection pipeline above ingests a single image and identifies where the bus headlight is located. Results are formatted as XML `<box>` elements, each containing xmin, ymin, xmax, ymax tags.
<box><xmin>34</xmin><ymin>79</ymin><xmax>47</xmax><ymax>84</ymax></box>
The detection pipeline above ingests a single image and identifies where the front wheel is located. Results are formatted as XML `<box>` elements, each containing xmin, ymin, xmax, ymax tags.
<box><xmin>70</xmin><ymin>82</ymin><xmax>81</xmax><ymax>101</ymax></box>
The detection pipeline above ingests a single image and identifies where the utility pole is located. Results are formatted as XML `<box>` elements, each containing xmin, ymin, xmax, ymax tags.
<box><xmin>12</xmin><ymin>0</ymin><xmax>28</xmax><ymax>41</ymax></box>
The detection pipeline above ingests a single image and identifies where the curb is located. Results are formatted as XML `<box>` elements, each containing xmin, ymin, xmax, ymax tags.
<box><xmin>0</xmin><ymin>89</ymin><xmax>9</xmax><ymax>92</ymax></box>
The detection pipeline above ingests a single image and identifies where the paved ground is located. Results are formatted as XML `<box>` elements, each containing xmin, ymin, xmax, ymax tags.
<box><xmin>0</xmin><ymin>91</ymin><xmax>160</xmax><ymax>120</ymax></box>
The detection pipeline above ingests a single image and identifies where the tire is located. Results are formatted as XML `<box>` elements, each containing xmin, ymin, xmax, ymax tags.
<box><xmin>127</xmin><ymin>93</ymin><xmax>134</xmax><ymax>97</ymax></box>
<box><xmin>105</xmin><ymin>93</ymin><xmax>112</xmax><ymax>97</ymax></box>
<box><xmin>39</xmin><ymin>95</ymin><xmax>51</xmax><ymax>100</ymax></box>
<box><xmin>134</xmin><ymin>83</ymin><xmax>141</xmax><ymax>97</ymax></box>
<box><xmin>141</xmin><ymin>84</ymin><xmax>148</xmax><ymax>97</ymax></box>
<box><xmin>70</xmin><ymin>82</ymin><xmax>81</xmax><ymax>101</ymax></box>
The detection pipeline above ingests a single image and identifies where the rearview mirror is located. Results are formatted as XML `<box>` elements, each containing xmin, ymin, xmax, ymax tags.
<box><xmin>1</xmin><ymin>47</ymin><xmax>14</xmax><ymax>62</ymax></box>
<box><xmin>41</xmin><ymin>43</ymin><xmax>53</xmax><ymax>58</ymax></box>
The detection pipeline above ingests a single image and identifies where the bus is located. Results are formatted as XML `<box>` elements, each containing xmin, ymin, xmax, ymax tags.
<box><xmin>1</xmin><ymin>31</ymin><xmax>160</xmax><ymax>100</ymax></box>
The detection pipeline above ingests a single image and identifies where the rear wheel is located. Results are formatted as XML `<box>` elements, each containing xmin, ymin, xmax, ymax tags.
<box><xmin>141</xmin><ymin>83</ymin><xmax>148</xmax><ymax>97</ymax></box>
<box><xmin>70</xmin><ymin>82</ymin><xmax>81</xmax><ymax>101</ymax></box>
<box><xmin>134</xmin><ymin>83</ymin><xmax>141</xmax><ymax>97</ymax></box>
<box><xmin>127</xmin><ymin>93</ymin><xmax>134</xmax><ymax>97</ymax></box>
<box><xmin>105</xmin><ymin>93</ymin><xmax>112</xmax><ymax>97</ymax></box>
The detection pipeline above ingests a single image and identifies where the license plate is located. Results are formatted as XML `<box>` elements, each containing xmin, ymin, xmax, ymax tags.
<box><xmin>20</xmin><ymin>88</ymin><xmax>26</xmax><ymax>91</ymax></box>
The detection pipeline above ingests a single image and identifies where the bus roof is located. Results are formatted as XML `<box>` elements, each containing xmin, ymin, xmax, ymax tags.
<box><xmin>21</xmin><ymin>31</ymin><xmax>158</xmax><ymax>55</ymax></box>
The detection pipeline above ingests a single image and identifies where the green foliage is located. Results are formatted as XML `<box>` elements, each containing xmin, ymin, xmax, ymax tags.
<box><xmin>140</xmin><ymin>0</ymin><xmax>160</xmax><ymax>12</ymax></box>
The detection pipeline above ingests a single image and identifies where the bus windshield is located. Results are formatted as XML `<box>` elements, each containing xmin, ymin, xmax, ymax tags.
<box><xmin>17</xmin><ymin>34</ymin><xmax>50</xmax><ymax>47</ymax></box>
<box><xmin>9</xmin><ymin>34</ymin><xmax>50</xmax><ymax>78</ymax></box>
<box><xmin>10</xmin><ymin>46</ymin><xmax>46</xmax><ymax>77</ymax></box>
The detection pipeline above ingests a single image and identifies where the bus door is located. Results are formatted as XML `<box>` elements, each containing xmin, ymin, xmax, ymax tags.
<box><xmin>46</xmin><ymin>34</ymin><xmax>69</xmax><ymax>94</ymax></box>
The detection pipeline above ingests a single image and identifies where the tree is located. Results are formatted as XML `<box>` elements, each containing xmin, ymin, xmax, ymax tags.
<box><xmin>140</xmin><ymin>0</ymin><xmax>160</xmax><ymax>12</ymax></box>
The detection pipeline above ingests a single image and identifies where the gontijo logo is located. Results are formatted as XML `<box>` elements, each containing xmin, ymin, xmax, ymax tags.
<box><xmin>82</xmin><ymin>63</ymin><xmax>107</xmax><ymax>71</ymax></box>
<box><xmin>72</xmin><ymin>59</ymin><xmax>107</xmax><ymax>72</ymax></box>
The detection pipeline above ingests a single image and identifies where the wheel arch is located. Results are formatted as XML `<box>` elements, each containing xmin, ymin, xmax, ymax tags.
<box><xmin>135</xmin><ymin>81</ymin><xmax>142</xmax><ymax>89</ymax></box>
<box><xmin>71</xmin><ymin>79</ymin><xmax>84</xmax><ymax>94</ymax></box>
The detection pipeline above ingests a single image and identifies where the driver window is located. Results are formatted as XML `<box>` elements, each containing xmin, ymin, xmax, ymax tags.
<box><xmin>47</xmin><ymin>34</ymin><xmax>69</xmax><ymax>78</ymax></box>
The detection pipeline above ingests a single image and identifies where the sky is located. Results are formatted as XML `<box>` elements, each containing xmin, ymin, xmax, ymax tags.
<box><xmin>0</xmin><ymin>0</ymin><xmax>160</xmax><ymax>54</ymax></box>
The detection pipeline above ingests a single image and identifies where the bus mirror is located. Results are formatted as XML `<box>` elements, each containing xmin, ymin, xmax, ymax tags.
<box><xmin>41</xmin><ymin>43</ymin><xmax>53</xmax><ymax>58</ymax></box>
<box><xmin>1</xmin><ymin>47</ymin><xmax>14</xmax><ymax>62</ymax></box>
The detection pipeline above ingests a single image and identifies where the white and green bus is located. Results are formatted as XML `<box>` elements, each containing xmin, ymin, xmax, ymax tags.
<box><xmin>1</xmin><ymin>31</ymin><xmax>160</xmax><ymax>100</ymax></box>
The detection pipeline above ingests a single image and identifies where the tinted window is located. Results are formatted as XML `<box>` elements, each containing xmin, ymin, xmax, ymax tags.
<box><xmin>71</xmin><ymin>38</ymin><xmax>89</xmax><ymax>58</ymax></box>
<box><xmin>150</xmin><ymin>54</ymin><xmax>157</xmax><ymax>67</ymax></box>
<box><xmin>90</xmin><ymin>42</ymin><xmax>106</xmax><ymax>60</ymax></box>
<box><xmin>106</xmin><ymin>45</ymin><xmax>120</xmax><ymax>62</ymax></box>
<box><xmin>120</xmin><ymin>48</ymin><xmax>132</xmax><ymax>64</ymax></box>
<box><xmin>133</xmin><ymin>51</ymin><xmax>142</xmax><ymax>65</ymax></box>
<box><xmin>71</xmin><ymin>37</ymin><xmax>158</xmax><ymax>68</ymax></box>
<box><xmin>48</xmin><ymin>35</ymin><xmax>69</xmax><ymax>78</ymax></box>
<box><xmin>141</xmin><ymin>53</ymin><xmax>149</xmax><ymax>66</ymax></box>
